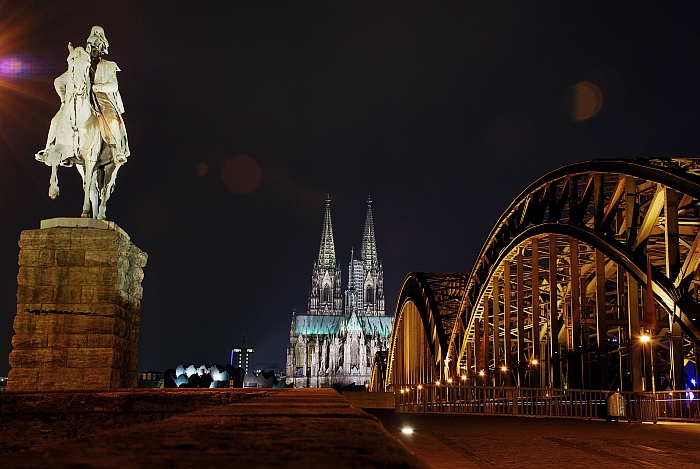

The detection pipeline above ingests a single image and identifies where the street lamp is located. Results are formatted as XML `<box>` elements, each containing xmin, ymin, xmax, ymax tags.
<box><xmin>640</xmin><ymin>333</ymin><xmax>655</xmax><ymax>394</ymax></box>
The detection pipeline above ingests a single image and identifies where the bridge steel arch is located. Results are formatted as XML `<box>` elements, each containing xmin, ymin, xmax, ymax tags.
<box><xmin>385</xmin><ymin>272</ymin><xmax>467</xmax><ymax>389</ymax></box>
<box><xmin>387</xmin><ymin>158</ymin><xmax>700</xmax><ymax>393</ymax></box>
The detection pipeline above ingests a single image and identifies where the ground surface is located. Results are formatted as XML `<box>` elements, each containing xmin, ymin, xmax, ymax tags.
<box><xmin>369</xmin><ymin>409</ymin><xmax>700</xmax><ymax>468</ymax></box>
<box><xmin>4</xmin><ymin>388</ymin><xmax>700</xmax><ymax>468</ymax></box>
<box><xmin>0</xmin><ymin>388</ymin><xmax>428</xmax><ymax>469</ymax></box>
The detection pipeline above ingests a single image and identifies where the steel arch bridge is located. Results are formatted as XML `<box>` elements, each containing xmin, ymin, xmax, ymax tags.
<box><xmin>383</xmin><ymin>158</ymin><xmax>700</xmax><ymax>399</ymax></box>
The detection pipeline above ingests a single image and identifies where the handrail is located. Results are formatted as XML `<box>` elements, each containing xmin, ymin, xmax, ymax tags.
<box><xmin>390</xmin><ymin>384</ymin><xmax>672</xmax><ymax>423</ymax></box>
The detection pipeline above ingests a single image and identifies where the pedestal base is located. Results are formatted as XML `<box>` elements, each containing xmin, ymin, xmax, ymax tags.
<box><xmin>7</xmin><ymin>218</ymin><xmax>147</xmax><ymax>391</ymax></box>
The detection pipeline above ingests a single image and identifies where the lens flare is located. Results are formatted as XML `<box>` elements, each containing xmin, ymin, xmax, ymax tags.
<box><xmin>568</xmin><ymin>81</ymin><xmax>603</xmax><ymax>121</ymax></box>
<box><xmin>196</xmin><ymin>161</ymin><xmax>209</xmax><ymax>177</ymax></box>
<box><xmin>221</xmin><ymin>154</ymin><xmax>262</xmax><ymax>193</ymax></box>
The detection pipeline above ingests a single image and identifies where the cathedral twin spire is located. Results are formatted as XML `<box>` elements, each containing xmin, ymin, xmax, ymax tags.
<box><xmin>316</xmin><ymin>195</ymin><xmax>378</xmax><ymax>272</ymax></box>
<box><xmin>316</xmin><ymin>196</ymin><xmax>337</xmax><ymax>270</ymax></box>
<box><xmin>360</xmin><ymin>197</ymin><xmax>379</xmax><ymax>272</ymax></box>
<box><xmin>310</xmin><ymin>196</ymin><xmax>384</xmax><ymax>317</ymax></box>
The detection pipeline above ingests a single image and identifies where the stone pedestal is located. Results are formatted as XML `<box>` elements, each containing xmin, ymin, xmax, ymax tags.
<box><xmin>7</xmin><ymin>218</ymin><xmax>147</xmax><ymax>391</ymax></box>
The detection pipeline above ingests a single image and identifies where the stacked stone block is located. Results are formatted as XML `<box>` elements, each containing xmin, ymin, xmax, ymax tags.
<box><xmin>7</xmin><ymin>221</ymin><xmax>147</xmax><ymax>391</ymax></box>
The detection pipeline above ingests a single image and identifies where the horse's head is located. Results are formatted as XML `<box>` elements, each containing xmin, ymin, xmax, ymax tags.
<box><xmin>66</xmin><ymin>43</ymin><xmax>91</xmax><ymax>96</ymax></box>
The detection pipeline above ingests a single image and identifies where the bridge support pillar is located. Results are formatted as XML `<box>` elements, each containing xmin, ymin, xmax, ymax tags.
<box><xmin>670</xmin><ymin>318</ymin><xmax>684</xmax><ymax>390</ymax></box>
<box><xmin>531</xmin><ymin>237</ymin><xmax>540</xmax><ymax>388</ymax></box>
<box><xmin>569</xmin><ymin>237</ymin><xmax>582</xmax><ymax>389</ymax></box>
<box><xmin>627</xmin><ymin>274</ymin><xmax>643</xmax><ymax>392</ymax></box>
<box><xmin>503</xmin><ymin>261</ymin><xmax>512</xmax><ymax>374</ymax></box>
<box><xmin>516</xmin><ymin>252</ymin><xmax>525</xmax><ymax>387</ymax></box>
<box><xmin>492</xmin><ymin>276</ymin><xmax>500</xmax><ymax>386</ymax></box>
<box><xmin>549</xmin><ymin>234</ymin><xmax>561</xmax><ymax>388</ymax></box>
<box><xmin>595</xmin><ymin>249</ymin><xmax>608</xmax><ymax>390</ymax></box>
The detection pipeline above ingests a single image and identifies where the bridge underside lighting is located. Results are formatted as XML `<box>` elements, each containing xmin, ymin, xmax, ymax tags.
<box><xmin>401</xmin><ymin>427</ymin><xmax>413</xmax><ymax>435</ymax></box>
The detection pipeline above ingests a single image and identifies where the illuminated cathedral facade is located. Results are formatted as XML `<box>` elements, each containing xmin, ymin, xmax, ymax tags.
<box><xmin>286</xmin><ymin>197</ymin><xmax>392</xmax><ymax>388</ymax></box>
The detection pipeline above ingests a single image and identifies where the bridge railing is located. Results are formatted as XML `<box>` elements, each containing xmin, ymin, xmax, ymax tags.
<box><xmin>391</xmin><ymin>385</ymin><xmax>661</xmax><ymax>422</ymax></box>
<box><xmin>653</xmin><ymin>390</ymin><xmax>700</xmax><ymax>421</ymax></box>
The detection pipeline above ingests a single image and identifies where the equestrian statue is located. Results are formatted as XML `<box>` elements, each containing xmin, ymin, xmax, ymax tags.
<box><xmin>36</xmin><ymin>26</ymin><xmax>130</xmax><ymax>220</ymax></box>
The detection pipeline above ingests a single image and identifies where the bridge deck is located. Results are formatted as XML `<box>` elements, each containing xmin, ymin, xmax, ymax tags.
<box><xmin>369</xmin><ymin>409</ymin><xmax>700</xmax><ymax>468</ymax></box>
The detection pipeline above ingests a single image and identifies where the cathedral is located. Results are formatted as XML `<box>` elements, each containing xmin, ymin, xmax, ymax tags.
<box><xmin>286</xmin><ymin>197</ymin><xmax>393</xmax><ymax>388</ymax></box>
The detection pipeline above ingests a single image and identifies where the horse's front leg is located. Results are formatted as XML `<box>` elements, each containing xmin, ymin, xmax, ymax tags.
<box><xmin>48</xmin><ymin>162</ymin><xmax>60</xmax><ymax>200</ymax></box>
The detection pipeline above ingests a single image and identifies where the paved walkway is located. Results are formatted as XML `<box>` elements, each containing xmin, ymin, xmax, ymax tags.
<box><xmin>369</xmin><ymin>410</ymin><xmax>700</xmax><ymax>468</ymax></box>
<box><xmin>0</xmin><ymin>389</ymin><xmax>428</xmax><ymax>469</ymax></box>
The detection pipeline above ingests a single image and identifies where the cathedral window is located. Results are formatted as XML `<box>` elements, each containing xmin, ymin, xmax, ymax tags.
<box><xmin>295</xmin><ymin>342</ymin><xmax>305</xmax><ymax>368</ymax></box>
<box><xmin>365</xmin><ymin>286</ymin><xmax>374</xmax><ymax>304</ymax></box>
<box><xmin>307</xmin><ymin>341</ymin><xmax>316</xmax><ymax>368</ymax></box>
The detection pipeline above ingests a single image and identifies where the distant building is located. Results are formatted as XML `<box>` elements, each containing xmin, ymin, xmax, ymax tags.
<box><xmin>166</xmin><ymin>364</ymin><xmax>234</xmax><ymax>388</ymax></box>
<box><xmin>286</xmin><ymin>197</ymin><xmax>392</xmax><ymax>388</ymax></box>
<box><xmin>231</xmin><ymin>336</ymin><xmax>255</xmax><ymax>373</ymax></box>
<box><xmin>254</xmin><ymin>363</ymin><xmax>284</xmax><ymax>377</ymax></box>
<box><xmin>137</xmin><ymin>370</ymin><xmax>164</xmax><ymax>388</ymax></box>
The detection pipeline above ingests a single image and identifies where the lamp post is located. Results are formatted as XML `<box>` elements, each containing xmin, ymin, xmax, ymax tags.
<box><xmin>500</xmin><ymin>365</ymin><xmax>508</xmax><ymax>387</ymax></box>
<box><xmin>640</xmin><ymin>334</ymin><xmax>655</xmax><ymax>395</ymax></box>
<box><xmin>530</xmin><ymin>358</ymin><xmax>539</xmax><ymax>388</ymax></box>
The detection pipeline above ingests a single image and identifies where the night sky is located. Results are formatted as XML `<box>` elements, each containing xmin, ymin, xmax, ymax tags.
<box><xmin>0</xmin><ymin>2</ymin><xmax>698</xmax><ymax>376</ymax></box>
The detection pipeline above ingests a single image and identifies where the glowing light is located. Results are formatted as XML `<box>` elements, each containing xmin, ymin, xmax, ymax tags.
<box><xmin>210</xmin><ymin>365</ymin><xmax>222</xmax><ymax>381</ymax></box>
<box><xmin>0</xmin><ymin>58</ymin><xmax>23</xmax><ymax>76</ymax></box>
<box><xmin>435</xmin><ymin>380</ymin><xmax>441</xmax><ymax>386</ymax></box>
<box><xmin>417</xmin><ymin>385</ymin><xmax>423</xmax><ymax>390</ymax></box>
<box><xmin>640</xmin><ymin>335</ymin><xmax>651</xmax><ymax>343</ymax></box>
<box><xmin>399</xmin><ymin>389</ymin><xmax>405</xmax><ymax>394</ymax></box>
<box><xmin>479</xmin><ymin>370</ymin><xmax>485</xmax><ymax>377</ymax></box>
<box><xmin>447</xmin><ymin>378</ymin><xmax>453</xmax><ymax>384</ymax></box>
<box><xmin>460</xmin><ymin>375</ymin><xmax>467</xmax><ymax>381</ymax></box>
<box><xmin>501</xmin><ymin>365</ymin><xmax>508</xmax><ymax>372</ymax></box>
<box><xmin>531</xmin><ymin>358</ymin><xmax>539</xmax><ymax>366</ymax></box>
<box><xmin>401</xmin><ymin>427</ymin><xmax>413</xmax><ymax>435</ymax></box>
<box><xmin>692</xmin><ymin>378</ymin><xmax>697</xmax><ymax>386</ymax></box>
<box><xmin>568</xmin><ymin>81</ymin><xmax>603</xmax><ymax>121</ymax></box>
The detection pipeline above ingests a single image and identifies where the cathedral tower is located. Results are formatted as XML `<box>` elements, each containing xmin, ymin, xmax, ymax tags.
<box><xmin>307</xmin><ymin>196</ymin><xmax>343</xmax><ymax>315</ymax></box>
<box><xmin>359</xmin><ymin>197</ymin><xmax>384</xmax><ymax>316</ymax></box>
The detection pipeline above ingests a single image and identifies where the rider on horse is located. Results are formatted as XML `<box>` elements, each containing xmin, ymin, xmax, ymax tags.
<box><xmin>37</xmin><ymin>26</ymin><xmax>129</xmax><ymax>166</ymax></box>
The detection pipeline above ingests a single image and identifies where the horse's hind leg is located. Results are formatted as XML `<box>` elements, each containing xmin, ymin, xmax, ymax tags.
<box><xmin>90</xmin><ymin>174</ymin><xmax>99</xmax><ymax>218</ymax></box>
<box><xmin>97</xmin><ymin>163</ymin><xmax>120</xmax><ymax>220</ymax></box>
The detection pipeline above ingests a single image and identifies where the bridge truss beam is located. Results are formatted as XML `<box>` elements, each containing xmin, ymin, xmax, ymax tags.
<box><xmin>386</xmin><ymin>159</ymin><xmax>700</xmax><ymax>393</ymax></box>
